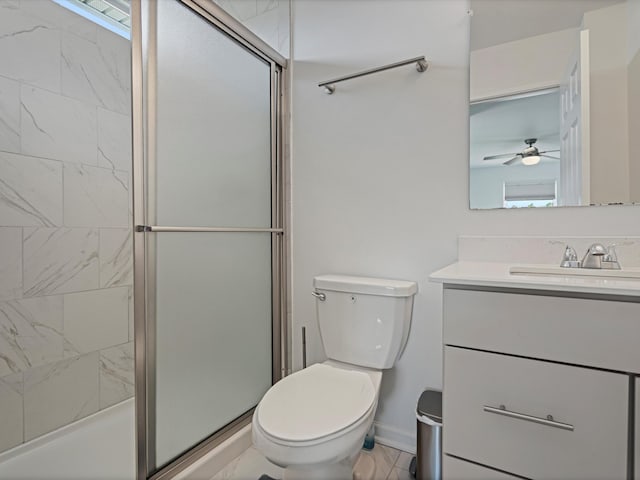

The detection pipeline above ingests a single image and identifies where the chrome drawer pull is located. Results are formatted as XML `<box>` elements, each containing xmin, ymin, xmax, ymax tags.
<box><xmin>483</xmin><ymin>405</ymin><xmax>574</xmax><ymax>432</ymax></box>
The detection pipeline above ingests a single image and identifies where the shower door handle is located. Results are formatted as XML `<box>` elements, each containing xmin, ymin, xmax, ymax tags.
<box><xmin>136</xmin><ymin>225</ymin><xmax>283</xmax><ymax>233</ymax></box>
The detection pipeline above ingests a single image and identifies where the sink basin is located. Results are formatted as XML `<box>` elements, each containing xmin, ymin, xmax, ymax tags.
<box><xmin>509</xmin><ymin>265</ymin><xmax>640</xmax><ymax>280</ymax></box>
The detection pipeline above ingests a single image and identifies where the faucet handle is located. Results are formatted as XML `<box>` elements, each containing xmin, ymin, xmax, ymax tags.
<box><xmin>604</xmin><ymin>244</ymin><xmax>618</xmax><ymax>262</ymax></box>
<box><xmin>601</xmin><ymin>244</ymin><xmax>621</xmax><ymax>269</ymax></box>
<box><xmin>560</xmin><ymin>245</ymin><xmax>580</xmax><ymax>268</ymax></box>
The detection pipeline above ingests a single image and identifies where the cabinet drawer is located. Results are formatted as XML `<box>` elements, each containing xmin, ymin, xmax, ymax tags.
<box><xmin>636</xmin><ymin>377</ymin><xmax>639</xmax><ymax>480</ymax></box>
<box><xmin>444</xmin><ymin>288</ymin><xmax>640</xmax><ymax>373</ymax></box>
<box><xmin>443</xmin><ymin>455</ymin><xmax>518</xmax><ymax>480</ymax></box>
<box><xmin>444</xmin><ymin>347</ymin><xmax>628</xmax><ymax>479</ymax></box>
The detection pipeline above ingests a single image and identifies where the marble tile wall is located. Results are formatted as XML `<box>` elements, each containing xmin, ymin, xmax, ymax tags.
<box><xmin>0</xmin><ymin>0</ymin><xmax>133</xmax><ymax>454</ymax></box>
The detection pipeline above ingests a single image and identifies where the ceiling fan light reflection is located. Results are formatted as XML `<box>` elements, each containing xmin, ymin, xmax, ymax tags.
<box><xmin>522</xmin><ymin>155</ymin><xmax>541</xmax><ymax>166</ymax></box>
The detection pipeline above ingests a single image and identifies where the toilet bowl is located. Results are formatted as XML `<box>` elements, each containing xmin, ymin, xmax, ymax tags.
<box><xmin>252</xmin><ymin>361</ymin><xmax>382</xmax><ymax>479</ymax></box>
<box><xmin>252</xmin><ymin>274</ymin><xmax>417</xmax><ymax>479</ymax></box>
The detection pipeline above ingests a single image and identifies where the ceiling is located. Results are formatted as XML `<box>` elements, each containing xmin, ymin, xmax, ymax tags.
<box><xmin>70</xmin><ymin>0</ymin><xmax>130</xmax><ymax>29</ymax></box>
<box><xmin>470</xmin><ymin>90</ymin><xmax>560</xmax><ymax>168</ymax></box>
<box><xmin>470</xmin><ymin>0</ymin><xmax>625</xmax><ymax>50</ymax></box>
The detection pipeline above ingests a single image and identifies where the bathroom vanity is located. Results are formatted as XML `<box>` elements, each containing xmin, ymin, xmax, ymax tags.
<box><xmin>430</xmin><ymin>261</ymin><xmax>640</xmax><ymax>479</ymax></box>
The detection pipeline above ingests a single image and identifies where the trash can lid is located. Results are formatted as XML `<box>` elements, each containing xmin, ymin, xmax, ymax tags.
<box><xmin>417</xmin><ymin>389</ymin><xmax>442</xmax><ymax>422</ymax></box>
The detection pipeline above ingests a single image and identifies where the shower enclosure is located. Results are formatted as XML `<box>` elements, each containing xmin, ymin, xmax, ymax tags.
<box><xmin>131</xmin><ymin>1</ymin><xmax>287</xmax><ymax>478</ymax></box>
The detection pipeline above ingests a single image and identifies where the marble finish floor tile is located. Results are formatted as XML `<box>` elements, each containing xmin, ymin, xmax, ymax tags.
<box><xmin>211</xmin><ymin>447</ymin><xmax>282</xmax><ymax>480</ymax></box>
<box><xmin>386</xmin><ymin>467</ymin><xmax>413</xmax><ymax>480</ymax></box>
<box><xmin>394</xmin><ymin>451</ymin><xmax>414</xmax><ymax>471</ymax></box>
<box><xmin>211</xmin><ymin>442</ymin><xmax>413</xmax><ymax>480</ymax></box>
<box><xmin>362</xmin><ymin>443</ymin><xmax>401</xmax><ymax>480</ymax></box>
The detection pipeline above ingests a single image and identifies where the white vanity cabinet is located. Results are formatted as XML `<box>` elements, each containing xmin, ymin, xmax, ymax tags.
<box><xmin>445</xmin><ymin>347</ymin><xmax>628</xmax><ymax>479</ymax></box>
<box><xmin>443</xmin><ymin>456</ymin><xmax>518</xmax><ymax>479</ymax></box>
<box><xmin>441</xmin><ymin>286</ymin><xmax>640</xmax><ymax>480</ymax></box>
<box><xmin>636</xmin><ymin>377</ymin><xmax>639</xmax><ymax>480</ymax></box>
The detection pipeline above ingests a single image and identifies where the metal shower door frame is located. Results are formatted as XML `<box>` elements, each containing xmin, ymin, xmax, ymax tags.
<box><xmin>131</xmin><ymin>1</ymin><xmax>288</xmax><ymax>478</ymax></box>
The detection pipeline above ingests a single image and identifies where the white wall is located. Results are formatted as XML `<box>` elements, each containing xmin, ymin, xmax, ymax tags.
<box><xmin>628</xmin><ymin>0</ymin><xmax>640</xmax><ymax>62</ymax></box>
<box><xmin>470</xmin><ymin>28</ymin><xmax>577</xmax><ymax>101</ymax></box>
<box><xmin>291</xmin><ymin>0</ymin><xmax>640</xmax><ymax>451</ymax></box>
<box><xmin>629</xmin><ymin>0</ymin><xmax>640</xmax><ymax>201</ymax></box>
<box><xmin>583</xmin><ymin>3</ymin><xmax>630</xmax><ymax>204</ymax></box>
<box><xmin>470</xmin><ymin>163</ymin><xmax>560</xmax><ymax>210</ymax></box>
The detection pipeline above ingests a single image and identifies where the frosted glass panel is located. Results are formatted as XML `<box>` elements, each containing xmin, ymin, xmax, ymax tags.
<box><xmin>155</xmin><ymin>0</ymin><xmax>272</xmax><ymax>227</ymax></box>
<box><xmin>154</xmin><ymin>233</ymin><xmax>272</xmax><ymax>468</ymax></box>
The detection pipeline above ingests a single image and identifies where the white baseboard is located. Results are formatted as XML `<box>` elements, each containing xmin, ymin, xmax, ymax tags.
<box><xmin>373</xmin><ymin>422</ymin><xmax>416</xmax><ymax>455</ymax></box>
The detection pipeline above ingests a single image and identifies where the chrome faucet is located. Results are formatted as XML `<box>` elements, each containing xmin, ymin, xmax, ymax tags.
<box><xmin>602</xmin><ymin>244</ymin><xmax>621</xmax><ymax>270</ymax></box>
<box><xmin>560</xmin><ymin>245</ymin><xmax>580</xmax><ymax>268</ymax></box>
<box><xmin>560</xmin><ymin>243</ymin><xmax>621</xmax><ymax>270</ymax></box>
<box><xmin>581</xmin><ymin>243</ymin><xmax>607</xmax><ymax>269</ymax></box>
<box><xmin>581</xmin><ymin>243</ymin><xmax>621</xmax><ymax>269</ymax></box>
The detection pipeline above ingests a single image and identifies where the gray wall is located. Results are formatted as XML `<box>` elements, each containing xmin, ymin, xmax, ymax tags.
<box><xmin>0</xmin><ymin>0</ymin><xmax>132</xmax><ymax>453</ymax></box>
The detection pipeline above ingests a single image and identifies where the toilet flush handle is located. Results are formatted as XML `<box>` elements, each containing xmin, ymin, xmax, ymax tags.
<box><xmin>311</xmin><ymin>291</ymin><xmax>326</xmax><ymax>301</ymax></box>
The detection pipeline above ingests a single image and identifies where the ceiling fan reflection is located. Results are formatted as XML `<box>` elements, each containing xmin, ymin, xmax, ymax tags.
<box><xmin>483</xmin><ymin>138</ymin><xmax>560</xmax><ymax>166</ymax></box>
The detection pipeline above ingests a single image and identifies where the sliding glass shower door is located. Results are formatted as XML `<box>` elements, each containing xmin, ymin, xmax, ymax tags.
<box><xmin>131</xmin><ymin>1</ymin><xmax>286</xmax><ymax>478</ymax></box>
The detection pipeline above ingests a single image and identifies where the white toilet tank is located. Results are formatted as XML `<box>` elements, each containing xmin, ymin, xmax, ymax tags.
<box><xmin>313</xmin><ymin>275</ymin><xmax>418</xmax><ymax>369</ymax></box>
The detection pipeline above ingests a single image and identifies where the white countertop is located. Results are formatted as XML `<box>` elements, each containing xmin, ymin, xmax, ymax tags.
<box><xmin>429</xmin><ymin>261</ymin><xmax>640</xmax><ymax>297</ymax></box>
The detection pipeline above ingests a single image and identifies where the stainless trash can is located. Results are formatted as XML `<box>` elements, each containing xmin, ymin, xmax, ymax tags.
<box><xmin>416</xmin><ymin>390</ymin><xmax>442</xmax><ymax>480</ymax></box>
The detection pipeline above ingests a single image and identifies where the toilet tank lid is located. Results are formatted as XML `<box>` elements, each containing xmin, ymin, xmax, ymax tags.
<box><xmin>313</xmin><ymin>275</ymin><xmax>418</xmax><ymax>297</ymax></box>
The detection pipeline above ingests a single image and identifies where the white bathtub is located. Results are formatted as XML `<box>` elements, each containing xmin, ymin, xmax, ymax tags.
<box><xmin>0</xmin><ymin>398</ymin><xmax>135</xmax><ymax>480</ymax></box>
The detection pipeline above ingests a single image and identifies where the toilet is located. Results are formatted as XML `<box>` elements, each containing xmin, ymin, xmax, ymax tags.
<box><xmin>252</xmin><ymin>274</ymin><xmax>418</xmax><ymax>479</ymax></box>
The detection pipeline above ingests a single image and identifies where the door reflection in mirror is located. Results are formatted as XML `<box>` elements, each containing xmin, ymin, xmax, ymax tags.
<box><xmin>469</xmin><ymin>0</ymin><xmax>640</xmax><ymax>209</ymax></box>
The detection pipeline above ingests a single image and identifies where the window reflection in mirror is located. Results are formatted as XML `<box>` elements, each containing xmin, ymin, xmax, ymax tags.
<box><xmin>469</xmin><ymin>0</ymin><xmax>640</xmax><ymax>209</ymax></box>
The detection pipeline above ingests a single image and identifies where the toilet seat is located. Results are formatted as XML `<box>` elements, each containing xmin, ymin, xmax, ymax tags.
<box><xmin>256</xmin><ymin>363</ymin><xmax>376</xmax><ymax>443</ymax></box>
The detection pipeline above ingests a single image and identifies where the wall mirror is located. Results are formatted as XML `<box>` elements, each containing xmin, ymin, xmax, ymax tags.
<box><xmin>469</xmin><ymin>0</ymin><xmax>640</xmax><ymax>209</ymax></box>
